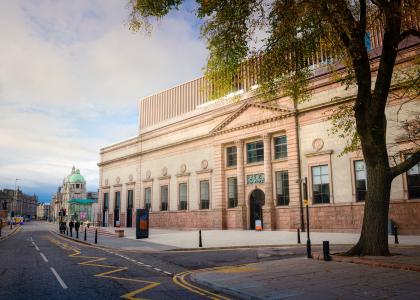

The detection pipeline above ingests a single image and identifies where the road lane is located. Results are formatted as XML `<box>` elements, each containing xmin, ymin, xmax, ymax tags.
<box><xmin>0</xmin><ymin>222</ymin><xmax>226</xmax><ymax>299</ymax></box>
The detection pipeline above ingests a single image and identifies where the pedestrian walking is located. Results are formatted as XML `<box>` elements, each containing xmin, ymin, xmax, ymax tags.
<box><xmin>69</xmin><ymin>220</ymin><xmax>74</xmax><ymax>237</ymax></box>
<box><xmin>75</xmin><ymin>220</ymin><xmax>80</xmax><ymax>238</ymax></box>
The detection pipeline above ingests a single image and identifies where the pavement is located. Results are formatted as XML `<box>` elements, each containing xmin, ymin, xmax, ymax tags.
<box><xmin>0</xmin><ymin>223</ymin><xmax>21</xmax><ymax>240</ymax></box>
<box><xmin>55</xmin><ymin>224</ymin><xmax>420</xmax><ymax>250</ymax></box>
<box><xmin>191</xmin><ymin>257</ymin><xmax>420</xmax><ymax>300</ymax></box>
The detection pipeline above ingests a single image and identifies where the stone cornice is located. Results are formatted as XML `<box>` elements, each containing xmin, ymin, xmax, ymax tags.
<box><xmin>176</xmin><ymin>172</ymin><xmax>191</xmax><ymax>178</ymax></box>
<box><xmin>196</xmin><ymin>169</ymin><xmax>213</xmax><ymax>175</ymax></box>
<box><xmin>158</xmin><ymin>175</ymin><xmax>171</xmax><ymax>180</ymax></box>
<box><xmin>125</xmin><ymin>181</ymin><xmax>136</xmax><ymax>185</ymax></box>
<box><xmin>113</xmin><ymin>184</ymin><xmax>122</xmax><ymax>188</ymax></box>
<box><xmin>142</xmin><ymin>178</ymin><xmax>154</xmax><ymax>183</ymax></box>
<box><xmin>305</xmin><ymin>149</ymin><xmax>333</xmax><ymax>157</ymax></box>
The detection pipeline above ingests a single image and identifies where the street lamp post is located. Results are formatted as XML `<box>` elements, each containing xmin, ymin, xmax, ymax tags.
<box><xmin>302</xmin><ymin>177</ymin><xmax>312</xmax><ymax>258</ymax></box>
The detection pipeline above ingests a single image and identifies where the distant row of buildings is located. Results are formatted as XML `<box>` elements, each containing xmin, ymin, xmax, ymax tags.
<box><xmin>0</xmin><ymin>188</ymin><xmax>38</xmax><ymax>219</ymax></box>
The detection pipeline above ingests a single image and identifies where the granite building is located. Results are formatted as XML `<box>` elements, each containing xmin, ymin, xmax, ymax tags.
<box><xmin>98</xmin><ymin>25</ymin><xmax>420</xmax><ymax>233</ymax></box>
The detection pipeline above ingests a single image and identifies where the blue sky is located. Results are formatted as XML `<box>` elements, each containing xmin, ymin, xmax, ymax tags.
<box><xmin>0</xmin><ymin>0</ymin><xmax>207</xmax><ymax>202</ymax></box>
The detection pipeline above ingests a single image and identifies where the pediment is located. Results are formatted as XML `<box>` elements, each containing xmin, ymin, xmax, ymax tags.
<box><xmin>210</xmin><ymin>102</ymin><xmax>294</xmax><ymax>135</ymax></box>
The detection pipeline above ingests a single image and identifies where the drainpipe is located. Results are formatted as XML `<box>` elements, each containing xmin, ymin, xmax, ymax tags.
<box><xmin>294</xmin><ymin>100</ymin><xmax>305</xmax><ymax>231</ymax></box>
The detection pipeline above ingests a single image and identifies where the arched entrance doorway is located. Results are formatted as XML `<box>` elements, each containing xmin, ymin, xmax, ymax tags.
<box><xmin>249</xmin><ymin>189</ymin><xmax>265</xmax><ymax>230</ymax></box>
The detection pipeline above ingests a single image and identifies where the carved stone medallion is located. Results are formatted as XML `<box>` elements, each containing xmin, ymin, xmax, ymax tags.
<box><xmin>312</xmin><ymin>138</ymin><xmax>324</xmax><ymax>152</ymax></box>
<box><xmin>201</xmin><ymin>160</ymin><xmax>208</xmax><ymax>170</ymax></box>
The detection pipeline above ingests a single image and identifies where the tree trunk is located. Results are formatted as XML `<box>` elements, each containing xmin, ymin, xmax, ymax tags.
<box><xmin>347</xmin><ymin>162</ymin><xmax>392</xmax><ymax>256</ymax></box>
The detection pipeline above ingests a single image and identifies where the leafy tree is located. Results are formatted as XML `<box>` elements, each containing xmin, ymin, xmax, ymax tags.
<box><xmin>129</xmin><ymin>0</ymin><xmax>420</xmax><ymax>255</ymax></box>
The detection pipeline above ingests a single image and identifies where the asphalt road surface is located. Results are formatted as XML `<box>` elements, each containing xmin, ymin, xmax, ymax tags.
<box><xmin>0</xmin><ymin>222</ymin><xmax>306</xmax><ymax>299</ymax></box>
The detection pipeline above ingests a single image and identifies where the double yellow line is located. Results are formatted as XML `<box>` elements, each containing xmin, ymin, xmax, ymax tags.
<box><xmin>47</xmin><ymin>236</ymin><xmax>160</xmax><ymax>299</ymax></box>
<box><xmin>173</xmin><ymin>270</ymin><xmax>230</xmax><ymax>300</ymax></box>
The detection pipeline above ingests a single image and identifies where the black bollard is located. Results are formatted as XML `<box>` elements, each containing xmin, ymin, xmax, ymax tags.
<box><xmin>66</xmin><ymin>227</ymin><xmax>69</xmax><ymax>236</ymax></box>
<box><xmin>394</xmin><ymin>225</ymin><xmax>399</xmax><ymax>244</ymax></box>
<box><xmin>297</xmin><ymin>228</ymin><xmax>301</xmax><ymax>244</ymax></box>
<box><xmin>0</xmin><ymin>227</ymin><xmax>2</xmax><ymax>237</ymax></box>
<box><xmin>323</xmin><ymin>241</ymin><xmax>331</xmax><ymax>261</ymax></box>
<box><xmin>94</xmin><ymin>229</ymin><xmax>98</xmax><ymax>244</ymax></box>
<box><xmin>199</xmin><ymin>229</ymin><xmax>203</xmax><ymax>248</ymax></box>
<box><xmin>76</xmin><ymin>230</ymin><xmax>79</xmax><ymax>239</ymax></box>
<box><xmin>70</xmin><ymin>229</ymin><xmax>72</xmax><ymax>237</ymax></box>
<box><xmin>84</xmin><ymin>227</ymin><xmax>87</xmax><ymax>241</ymax></box>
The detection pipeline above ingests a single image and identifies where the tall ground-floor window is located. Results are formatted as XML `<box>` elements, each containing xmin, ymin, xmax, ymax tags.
<box><xmin>276</xmin><ymin>171</ymin><xmax>289</xmax><ymax>206</ymax></box>
<box><xmin>126</xmin><ymin>190</ymin><xmax>133</xmax><ymax>227</ymax></box>
<box><xmin>160</xmin><ymin>185</ymin><xmax>168</xmax><ymax>211</ymax></box>
<box><xmin>103</xmin><ymin>192</ymin><xmax>109</xmax><ymax>227</ymax></box>
<box><xmin>407</xmin><ymin>161</ymin><xmax>420</xmax><ymax>199</ymax></box>
<box><xmin>354</xmin><ymin>160</ymin><xmax>367</xmax><ymax>202</ymax></box>
<box><xmin>200</xmin><ymin>180</ymin><xmax>210</xmax><ymax>209</ymax></box>
<box><xmin>228</xmin><ymin>177</ymin><xmax>238</xmax><ymax>208</ymax></box>
<box><xmin>312</xmin><ymin>165</ymin><xmax>330</xmax><ymax>204</ymax></box>
<box><xmin>144</xmin><ymin>187</ymin><xmax>151</xmax><ymax>211</ymax></box>
<box><xmin>179</xmin><ymin>183</ymin><xmax>188</xmax><ymax>210</ymax></box>
<box><xmin>114</xmin><ymin>191</ymin><xmax>120</xmax><ymax>226</ymax></box>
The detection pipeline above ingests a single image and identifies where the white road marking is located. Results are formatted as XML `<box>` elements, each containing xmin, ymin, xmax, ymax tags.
<box><xmin>163</xmin><ymin>271</ymin><xmax>172</xmax><ymax>275</ymax></box>
<box><xmin>50</xmin><ymin>267</ymin><xmax>68</xmax><ymax>289</ymax></box>
<box><xmin>144</xmin><ymin>264</ymin><xmax>152</xmax><ymax>267</ymax></box>
<box><xmin>154</xmin><ymin>268</ymin><xmax>161</xmax><ymax>272</ymax></box>
<box><xmin>32</xmin><ymin>241</ymin><xmax>40</xmax><ymax>251</ymax></box>
<box><xmin>40</xmin><ymin>252</ymin><xmax>48</xmax><ymax>263</ymax></box>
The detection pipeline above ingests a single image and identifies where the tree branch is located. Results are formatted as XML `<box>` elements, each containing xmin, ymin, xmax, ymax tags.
<box><xmin>399</xmin><ymin>28</ymin><xmax>420</xmax><ymax>41</ymax></box>
<box><xmin>390</xmin><ymin>150</ymin><xmax>420</xmax><ymax>179</ymax></box>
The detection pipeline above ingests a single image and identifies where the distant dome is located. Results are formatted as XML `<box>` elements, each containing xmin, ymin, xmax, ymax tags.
<box><xmin>69</xmin><ymin>169</ymin><xmax>85</xmax><ymax>183</ymax></box>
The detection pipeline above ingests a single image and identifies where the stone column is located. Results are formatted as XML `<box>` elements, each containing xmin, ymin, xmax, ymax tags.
<box><xmin>235</xmin><ymin>140</ymin><xmax>247</xmax><ymax>229</ymax></box>
<box><xmin>263</xmin><ymin>133</ymin><xmax>276</xmax><ymax>230</ymax></box>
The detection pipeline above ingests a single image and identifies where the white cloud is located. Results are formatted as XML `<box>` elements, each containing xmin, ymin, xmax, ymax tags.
<box><xmin>0</xmin><ymin>0</ymin><xmax>207</xmax><ymax>200</ymax></box>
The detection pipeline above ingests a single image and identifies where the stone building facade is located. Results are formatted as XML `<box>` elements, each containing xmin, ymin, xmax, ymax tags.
<box><xmin>98</xmin><ymin>32</ymin><xmax>420</xmax><ymax>233</ymax></box>
<box><xmin>0</xmin><ymin>188</ymin><xmax>38</xmax><ymax>218</ymax></box>
<box><xmin>51</xmin><ymin>166</ymin><xmax>98</xmax><ymax>223</ymax></box>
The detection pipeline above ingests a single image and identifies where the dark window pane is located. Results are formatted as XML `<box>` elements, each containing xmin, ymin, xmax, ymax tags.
<box><xmin>160</xmin><ymin>185</ymin><xmax>168</xmax><ymax>211</ymax></box>
<box><xmin>228</xmin><ymin>177</ymin><xmax>238</xmax><ymax>208</ymax></box>
<box><xmin>247</xmin><ymin>141</ymin><xmax>264</xmax><ymax>163</ymax></box>
<box><xmin>127</xmin><ymin>190</ymin><xmax>134</xmax><ymax>209</ymax></box>
<box><xmin>179</xmin><ymin>183</ymin><xmax>187</xmax><ymax>210</ymax></box>
<box><xmin>115</xmin><ymin>192</ymin><xmax>120</xmax><ymax>209</ymax></box>
<box><xmin>200</xmin><ymin>180</ymin><xmax>210</xmax><ymax>209</ymax></box>
<box><xmin>274</xmin><ymin>136</ymin><xmax>288</xmax><ymax>159</ymax></box>
<box><xmin>144</xmin><ymin>188</ymin><xmax>151</xmax><ymax>211</ymax></box>
<box><xmin>276</xmin><ymin>171</ymin><xmax>289</xmax><ymax>206</ymax></box>
<box><xmin>226</xmin><ymin>146</ymin><xmax>237</xmax><ymax>167</ymax></box>
<box><xmin>354</xmin><ymin>160</ymin><xmax>367</xmax><ymax>202</ymax></box>
<box><xmin>103</xmin><ymin>193</ymin><xmax>109</xmax><ymax>210</ymax></box>
<box><xmin>407</xmin><ymin>162</ymin><xmax>420</xmax><ymax>199</ymax></box>
<box><xmin>312</xmin><ymin>165</ymin><xmax>330</xmax><ymax>204</ymax></box>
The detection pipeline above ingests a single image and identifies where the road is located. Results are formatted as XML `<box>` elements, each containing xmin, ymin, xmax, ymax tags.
<box><xmin>0</xmin><ymin>222</ymin><xmax>304</xmax><ymax>299</ymax></box>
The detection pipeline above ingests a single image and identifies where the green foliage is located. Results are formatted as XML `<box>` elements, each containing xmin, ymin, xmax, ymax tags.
<box><xmin>327</xmin><ymin>101</ymin><xmax>360</xmax><ymax>156</ymax></box>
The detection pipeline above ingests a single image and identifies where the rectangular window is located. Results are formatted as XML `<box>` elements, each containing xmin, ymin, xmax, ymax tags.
<box><xmin>127</xmin><ymin>190</ymin><xmax>134</xmax><ymax>209</ymax></box>
<box><xmin>228</xmin><ymin>177</ymin><xmax>238</xmax><ymax>208</ymax></box>
<box><xmin>144</xmin><ymin>187</ymin><xmax>151</xmax><ymax>211</ymax></box>
<box><xmin>160</xmin><ymin>185</ymin><xmax>169</xmax><ymax>211</ymax></box>
<box><xmin>200</xmin><ymin>180</ymin><xmax>210</xmax><ymax>209</ymax></box>
<box><xmin>276</xmin><ymin>171</ymin><xmax>289</xmax><ymax>206</ymax></box>
<box><xmin>312</xmin><ymin>165</ymin><xmax>330</xmax><ymax>204</ymax></box>
<box><xmin>354</xmin><ymin>160</ymin><xmax>367</xmax><ymax>202</ymax></box>
<box><xmin>115</xmin><ymin>191</ymin><xmax>121</xmax><ymax>210</ymax></box>
<box><xmin>247</xmin><ymin>141</ymin><xmax>264</xmax><ymax>163</ymax></box>
<box><xmin>407</xmin><ymin>161</ymin><xmax>420</xmax><ymax>199</ymax></box>
<box><xmin>226</xmin><ymin>146</ymin><xmax>237</xmax><ymax>167</ymax></box>
<box><xmin>178</xmin><ymin>183</ymin><xmax>188</xmax><ymax>210</ymax></box>
<box><xmin>274</xmin><ymin>136</ymin><xmax>288</xmax><ymax>159</ymax></box>
<box><xmin>103</xmin><ymin>193</ymin><xmax>109</xmax><ymax>210</ymax></box>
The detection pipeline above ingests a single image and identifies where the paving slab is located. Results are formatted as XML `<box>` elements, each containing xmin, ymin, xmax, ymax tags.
<box><xmin>191</xmin><ymin>257</ymin><xmax>420</xmax><ymax>300</ymax></box>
